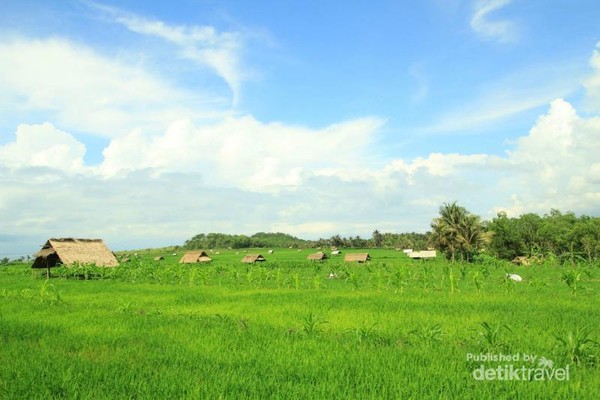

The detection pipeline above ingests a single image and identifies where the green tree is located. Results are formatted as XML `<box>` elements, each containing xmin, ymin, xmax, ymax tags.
<box><xmin>431</xmin><ymin>202</ymin><xmax>488</xmax><ymax>262</ymax></box>
<box><xmin>372</xmin><ymin>230</ymin><xmax>384</xmax><ymax>248</ymax></box>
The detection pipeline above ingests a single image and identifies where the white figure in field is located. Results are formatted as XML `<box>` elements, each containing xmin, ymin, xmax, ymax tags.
<box><xmin>506</xmin><ymin>274</ymin><xmax>522</xmax><ymax>282</ymax></box>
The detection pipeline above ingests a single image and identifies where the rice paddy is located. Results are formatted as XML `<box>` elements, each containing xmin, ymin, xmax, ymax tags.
<box><xmin>1</xmin><ymin>248</ymin><xmax>599</xmax><ymax>399</ymax></box>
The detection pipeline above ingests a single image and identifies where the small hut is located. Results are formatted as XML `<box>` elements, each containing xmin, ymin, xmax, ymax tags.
<box><xmin>241</xmin><ymin>254</ymin><xmax>266</xmax><ymax>263</ymax></box>
<box><xmin>179</xmin><ymin>251</ymin><xmax>212</xmax><ymax>264</ymax></box>
<box><xmin>307</xmin><ymin>252</ymin><xmax>327</xmax><ymax>261</ymax></box>
<box><xmin>344</xmin><ymin>253</ymin><xmax>370</xmax><ymax>263</ymax></box>
<box><xmin>32</xmin><ymin>238</ymin><xmax>119</xmax><ymax>277</ymax></box>
<box><xmin>512</xmin><ymin>256</ymin><xmax>537</xmax><ymax>266</ymax></box>
<box><xmin>407</xmin><ymin>250</ymin><xmax>437</xmax><ymax>260</ymax></box>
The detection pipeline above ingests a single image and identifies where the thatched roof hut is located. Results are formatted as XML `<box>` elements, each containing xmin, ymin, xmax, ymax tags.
<box><xmin>241</xmin><ymin>254</ymin><xmax>266</xmax><ymax>263</ymax></box>
<box><xmin>344</xmin><ymin>253</ymin><xmax>370</xmax><ymax>263</ymax></box>
<box><xmin>32</xmin><ymin>238</ymin><xmax>119</xmax><ymax>270</ymax></box>
<box><xmin>512</xmin><ymin>256</ymin><xmax>538</xmax><ymax>266</ymax></box>
<box><xmin>179</xmin><ymin>251</ymin><xmax>212</xmax><ymax>264</ymax></box>
<box><xmin>307</xmin><ymin>252</ymin><xmax>327</xmax><ymax>261</ymax></box>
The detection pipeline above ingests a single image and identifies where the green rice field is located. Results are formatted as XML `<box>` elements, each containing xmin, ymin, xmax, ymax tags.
<box><xmin>1</xmin><ymin>248</ymin><xmax>599</xmax><ymax>399</ymax></box>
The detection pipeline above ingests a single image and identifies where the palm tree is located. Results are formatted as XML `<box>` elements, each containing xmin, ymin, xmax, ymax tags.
<box><xmin>431</xmin><ymin>202</ymin><xmax>488</xmax><ymax>262</ymax></box>
<box><xmin>457</xmin><ymin>214</ymin><xmax>492</xmax><ymax>262</ymax></box>
<box><xmin>431</xmin><ymin>202</ymin><xmax>467</xmax><ymax>261</ymax></box>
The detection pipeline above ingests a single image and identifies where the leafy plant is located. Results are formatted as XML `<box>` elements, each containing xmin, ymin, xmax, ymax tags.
<box><xmin>391</xmin><ymin>267</ymin><xmax>408</xmax><ymax>293</ymax></box>
<box><xmin>346</xmin><ymin>271</ymin><xmax>360</xmax><ymax>291</ymax></box>
<box><xmin>419</xmin><ymin>265</ymin><xmax>432</xmax><ymax>291</ymax></box>
<box><xmin>302</xmin><ymin>312</ymin><xmax>328</xmax><ymax>336</ymax></box>
<box><xmin>555</xmin><ymin>326</ymin><xmax>599</xmax><ymax>367</ymax></box>
<box><xmin>39</xmin><ymin>280</ymin><xmax>63</xmax><ymax>305</ymax></box>
<box><xmin>471</xmin><ymin>270</ymin><xmax>483</xmax><ymax>294</ymax></box>
<box><xmin>409</xmin><ymin>323</ymin><xmax>443</xmax><ymax>345</ymax></box>
<box><xmin>352</xmin><ymin>323</ymin><xmax>390</xmax><ymax>346</ymax></box>
<box><xmin>561</xmin><ymin>269</ymin><xmax>582</xmax><ymax>296</ymax></box>
<box><xmin>474</xmin><ymin>321</ymin><xmax>512</xmax><ymax>351</ymax></box>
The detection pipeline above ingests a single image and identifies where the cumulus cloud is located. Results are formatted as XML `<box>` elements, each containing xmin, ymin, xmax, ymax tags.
<box><xmin>499</xmin><ymin>99</ymin><xmax>600</xmax><ymax>215</ymax></box>
<box><xmin>470</xmin><ymin>0</ymin><xmax>517</xmax><ymax>43</ymax></box>
<box><xmin>0</xmin><ymin>123</ymin><xmax>86</xmax><ymax>172</ymax></box>
<box><xmin>0</xmin><ymin>38</ymin><xmax>220</xmax><ymax>138</ymax></box>
<box><xmin>99</xmin><ymin>115</ymin><xmax>385</xmax><ymax>190</ymax></box>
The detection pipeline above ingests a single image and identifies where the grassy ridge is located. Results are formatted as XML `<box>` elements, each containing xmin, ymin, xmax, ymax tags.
<box><xmin>1</xmin><ymin>249</ymin><xmax>599</xmax><ymax>398</ymax></box>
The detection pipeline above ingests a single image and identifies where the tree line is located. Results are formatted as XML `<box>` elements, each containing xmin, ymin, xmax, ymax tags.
<box><xmin>182</xmin><ymin>203</ymin><xmax>600</xmax><ymax>263</ymax></box>
<box><xmin>430</xmin><ymin>202</ymin><xmax>600</xmax><ymax>262</ymax></box>
<box><xmin>183</xmin><ymin>231</ymin><xmax>429</xmax><ymax>251</ymax></box>
<box><xmin>183</xmin><ymin>232</ymin><xmax>312</xmax><ymax>250</ymax></box>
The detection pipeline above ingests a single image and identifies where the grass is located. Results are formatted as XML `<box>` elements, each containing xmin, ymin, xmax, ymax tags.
<box><xmin>1</xmin><ymin>248</ymin><xmax>599</xmax><ymax>398</ymax></box>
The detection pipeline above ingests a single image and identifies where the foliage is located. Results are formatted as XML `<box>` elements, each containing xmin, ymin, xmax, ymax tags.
<box><xmin>430</xmin><ymin>202</ymin><xmax>490</xmax><ymax>262</ymax></box>
<box><xmin>487</xmin><ymin>210</ymin><xmax>600</xmax><ymax>261</ymax></box>
<box><xmin>474</xmin><ymin>321</ymin><xmax>512</xmax><ymax>352</ymax></box>
<box><xmin>183</xmin><ymin>232</ymin><xmax>310</xmax><ymax>250</ymax></box>
<box><xmin>555</xmin><ymin>326</ymin><xmax>599</xmax><ymax>367</ymax></box>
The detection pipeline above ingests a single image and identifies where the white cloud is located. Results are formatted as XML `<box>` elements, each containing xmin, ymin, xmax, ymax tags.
<box><xmin>500</xmin><ymin>98</ymin><xmax>600</xmax><ymax>215</ymax></box>
<box><xmin>0</xmin><ymin>123</ymin><xmax>86</xmax><ymax>172</ymax></box>
<box><xmin>470</xmin><ymin>0</ymin><xmax>516</xmax><ymax>43</ymax></box>
<box><xmin>99</xmin><ymin>115</ymin><xmax>385</xmax><ymax>190</ymax></box>
<box><xmin>0</xmin><ymin>38</ymin><xmax>221</xmax><ymax>138</ymax></box>
<box><xmin>93</xmin><ymin>3</ymin><xmax>245</xmax><ymax>105</ymax></box>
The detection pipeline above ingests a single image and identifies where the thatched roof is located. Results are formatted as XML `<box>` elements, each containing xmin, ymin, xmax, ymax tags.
<box><xmin>512</xmin><ymin>256</ymin><xmax>538</xmax><ymax>266</ymax></box>
<box><xmin>179</xmin><ymin>251</ymin><xmax>212</xmax><ymax>264</ymax></box>
<box><xmin>408</xmin><ymin>250</ymin><xmax>437</xmax><ymax>259</ymax></box>
<box><xmin>241</xmin><ymin>254</ymin><xmax>266</xmax><ymax>263</ymax></box>
<box><xmin>32</xmin><ymin>238</ymin><xmax>119</xmax><ymax>269</ymax></box>
<box><xmin>307</xmin><ymin>252</ymin><xmax>327</xmax><ymax>261</ymax></box>
<box><xmin>344</xmin><ymin>253</ymin><xmax>370</xmax><ymax>263</ymax></box>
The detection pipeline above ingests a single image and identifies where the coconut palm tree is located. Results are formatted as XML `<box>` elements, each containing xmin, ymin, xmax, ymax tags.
<box><xmin>457</xmin><ymin>213</ymin><xmax>492</xmax><ymax>262</ymax></box>
<box><xmin>431</xmin><ymin>202</ymin><xmax>488</xmax><ymax>262</ymax></box>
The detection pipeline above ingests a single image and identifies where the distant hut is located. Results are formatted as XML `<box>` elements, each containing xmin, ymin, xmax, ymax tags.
<box><xmin>344</xmin><ymin>253</ymin><xmax>370</xmax><ymax>263</ymax></box>
<box><xmin>407</xmin><ymin>250</ymin><xmax>436</xmax><ymax>260</ymax></box>
<box><xmin>179</xmin><ymin>251</ymin><xmax>212</xmax><ymax>264</ymax></box>
<box><xmin>241</xmin><ymin>254</ymin><xmax>266</xmax><ymax>263</ymax></box>
<box><xmin>32</xmin><ymin>238</ymin><xmax>119</xmax><ymax>277</ymax></box>
<box><xmin>154</xmin><ymin>256</ymin><xmax>165</xmax><ymax>261</ymax></box>
<box><xmin>307</xmin><ymin>252</ymin><xmax>328</xmax><ymax>261</ymax></box>
<box><xmin>512</xmin><ymin>256</ymin><xmax>536</xmax><ymax>266</ymax></box>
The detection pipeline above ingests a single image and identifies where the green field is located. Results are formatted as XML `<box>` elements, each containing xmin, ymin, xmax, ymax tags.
<box><xmin>1</xmin><ymin>248</ymin><xmax>599</xmax><ymax>399</ymax></box>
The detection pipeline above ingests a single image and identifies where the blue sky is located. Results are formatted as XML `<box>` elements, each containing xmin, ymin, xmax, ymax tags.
<box><xmin>1</xmin><ymin>0</ymin><xmax>600</xmax><ymax>256</ymax></box>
